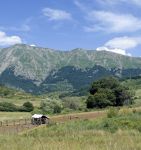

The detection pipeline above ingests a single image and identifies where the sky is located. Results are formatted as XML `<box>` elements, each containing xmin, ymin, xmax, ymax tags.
<box><xmin>0</xmin><ymin>0</ymin><xmax>141</xmax><ymax>56</ymax></box>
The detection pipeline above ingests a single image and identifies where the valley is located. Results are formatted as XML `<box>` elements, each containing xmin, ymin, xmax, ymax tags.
<box><xmin>1</xmin><ymin>0</ymin><xmax>141</xmax><ymax>149</ymax></box>
<box><xmin>1</xmin><ymin>45</ymin><xmax>141</xmax><ymax>150</ymax></box>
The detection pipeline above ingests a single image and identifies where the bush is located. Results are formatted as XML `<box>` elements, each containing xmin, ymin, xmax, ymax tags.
<box><xmin>31</xmin><ymin>108</ymin><xmax>43</xmax><ymax>115</ymax></box>
<box><xmin>0</xmin><ymin>101</ymin><xmax>34</xmax><ymax>112</ymax></box>
<box><xmin>21</xmin><ymin>102</ymin><xmax>34</xmax><ymax>112</ymax></box>
<box><xmin>40</xmin><ymin>99</ymin><xmax>63</xmax><ymax>114</ymax></box>
<box><xmin>62</xmin><ymin>98</ymin><xmax>86</xmax><ymax>111</ymax></box>
<box><xmin>0</xmin><ymin>102</ymin><xmax>18</xmax><ymax>111</ymax></box>
<box><xmin>107</xmin><ymin>107</ymin><xmax>119</xmax><ymax>118</ymax></box>
<box><xmin>120</xmin><ymin>108</ymin><xmax>130</xmax><ymax>115</ymax></box>
<box><xmin>132</xmin><ymin>109</ymin><xmax>137</xmax><ymax>113</ymax></box>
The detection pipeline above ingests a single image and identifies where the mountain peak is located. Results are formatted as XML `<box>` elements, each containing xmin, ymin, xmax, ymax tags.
<box><xmin>0</xmin><ymin>44</ymin><xmax>141</xmax><ymax>93</ymax></box>
<box><xmin>72</xmin><ymin>48</ymin><xmax>86</xmax><ymax>52</ymax></box>
<box><xmin>12</xmin><ymin>44</ymin><xmax>28</xmax><ymax>47</ymax></box>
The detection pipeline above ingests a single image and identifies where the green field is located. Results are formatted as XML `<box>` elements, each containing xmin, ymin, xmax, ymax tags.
<box><xmin>0</xmin><ymin>112</ymin><xmax>31</xmax><ymax>121</ymax></box>
<box><xmin>1</xmin><ymin>111</ymin><xmax>141</xmax><ymax>150</ymax></box>
<box><xmin>0</xmin><ymin>97</ymin><xmax>41</xmax><ymax>107</ymax></box>
<box><xmin>0</xmin><ymin>78</ymin><xmax>141</xmax><ymax>149</ymax></box>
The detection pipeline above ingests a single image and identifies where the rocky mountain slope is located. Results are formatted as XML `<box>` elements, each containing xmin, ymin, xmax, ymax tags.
<box><xmin>0</xmin><ymin>44</ymin><xmax>141</xmax><ymax>94</ymax></box>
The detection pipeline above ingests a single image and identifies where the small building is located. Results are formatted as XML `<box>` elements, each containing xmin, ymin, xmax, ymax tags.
<box><xmin>31</xmin><ymin>114</ymin><xmax>50</xmax><ymax>125</ymax></box>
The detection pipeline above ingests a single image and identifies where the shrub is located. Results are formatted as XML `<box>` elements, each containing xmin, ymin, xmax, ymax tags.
<box><xmin>0</xmin><ymin>102</ymin><xmax>18</xmax><ymax>111</ymax></box>
<box><xmin>40</xmin><ymin>99</ymin><xmax>63</xmax><ymax>114</ymax></box>
<box><xmin>132</xmin><ymin>109</ymin><xmax>137</xmax><ymax>113</ymax></box>
<box><xmin>120</xmin><ymin>108</ymin><xmax>130</xmax><ymax>115</ymax></box>
<box><xmin>31</xmin><ymin>108</ymin><xmax>43</xmax><ymax>115</ymax></box>
<box><xmin>107</xmin><ymin>107</ymin><xmax>119</xmax><ymax>118</ymax></box>
<box><xmin>62</xmin><ymin>98</ymin><xmax>86</xmax><ymax>111</ymax></box>
<box><xmin>21</xmin><ymin>102</ymin><xmax>34</xmax><ymax>112</ymax></box>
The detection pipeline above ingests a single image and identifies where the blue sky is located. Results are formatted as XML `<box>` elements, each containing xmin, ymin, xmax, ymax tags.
<box><xmin>0</xmin><ymin>0</ymin><xmax>141</xmax><ymax>56</ymax></box>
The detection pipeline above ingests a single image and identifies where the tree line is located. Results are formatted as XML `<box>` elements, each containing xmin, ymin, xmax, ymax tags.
<box><xmin>0</xmin><ymin>101</ymin><xmax>34</xmax><ymax>112</ymax></box>
<box><xmin>0</xmin><ymin>77</ymin><xmax>134</xmax><ymax>113</ymax></box>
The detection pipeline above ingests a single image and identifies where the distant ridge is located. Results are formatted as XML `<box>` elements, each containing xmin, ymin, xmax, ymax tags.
<box><xmin>0</xmin><ymin>44</ymin><xmax>141</xmax><ymax>94</ymax></box>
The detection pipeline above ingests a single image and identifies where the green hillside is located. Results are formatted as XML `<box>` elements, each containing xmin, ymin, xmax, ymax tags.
<box><xmin>0</xmin><ymin>44</ymin><xmax>141</xmax><ymax>94</ymax></box>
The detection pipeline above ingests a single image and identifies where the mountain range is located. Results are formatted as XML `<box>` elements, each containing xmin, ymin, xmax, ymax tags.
<box><xmin>0</xmin><ymin>44</ymin><xmax>141</xmax><ymax>94</ymax></box>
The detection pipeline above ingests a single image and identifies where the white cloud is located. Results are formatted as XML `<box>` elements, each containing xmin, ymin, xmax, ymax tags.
<box><xmin>105</xmin><ymin>36</ymin><xmax>141</xmax><ymax>50</ymax></box>
<box><xmin>84</xmin><ymin>11</ymin><xmax>141</xmax><ymax>33</ymax></box>
<box><xmin>96</xmin><ymin>36</ymin><xmax>141</xmax><ymax>56</ymax></box>
<box><xmin>99</xmin><ymin>0</ymin><xmax>141</xmax><ymax>6</ymax></box>
<box><xmin>74</xmin><ymin>0</ymin><xmax>141</xmax><ymax>33</ymax></box>
<box><xmin>42</xmin><ymin>8</ymin><xmax>72</xmax><ymax>21</ymax></box>
<box><xmin>0</xmin><ymin>31</ymin><xmax>22</xmax><ymax>46</ymax></box>
<box><xmin>96</xmin><ymin>47</ymin><xmax>131</xmax><ymax>56</ymax></box>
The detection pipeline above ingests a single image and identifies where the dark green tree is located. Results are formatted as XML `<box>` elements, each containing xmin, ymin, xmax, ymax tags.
<box><xmin>87</xmin><ymin>77</ymin><xmax>134</xmax><ymax>108</ymax></box>
<box><xmin>22</xmin><ymin>102</ymin><xmax>34</xmax><ymax>112</ymax></box>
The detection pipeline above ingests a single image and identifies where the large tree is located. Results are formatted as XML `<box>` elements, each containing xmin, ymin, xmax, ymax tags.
<box><xmin>87</xmin><ymin>77</ymin><xmax>134</xmax><ymax>108</ymax></box>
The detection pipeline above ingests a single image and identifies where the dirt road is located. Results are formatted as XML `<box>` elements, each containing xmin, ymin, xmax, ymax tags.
<box><xmin>51</xmin><ymin>111</ymin><xmax>105</xmax><ymax>122</ymax></box>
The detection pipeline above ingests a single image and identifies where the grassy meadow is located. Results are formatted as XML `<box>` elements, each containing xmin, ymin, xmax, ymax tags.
<box><xmin>1</xmin><ymin>129</ymin><xmax>141</xmax><ymax>150</ymax></box>
<box><xmin>0</xmin><ymin>95</ymin><xmax>41</xmax><ymax>107</ymax></box>
<box><xmin>1</xmin><ymin>78</ymin><xmax>141</xmax><ymax>150</ymax></box>
<box><xmin>1</xmin><ymin>111</ymin><xmax>141</xmax><ymax>150</ymax></box>
<box><xmin>0</xmin><ymin>112</ymin><xmax>31</xmax><ymax>121</ymax></box>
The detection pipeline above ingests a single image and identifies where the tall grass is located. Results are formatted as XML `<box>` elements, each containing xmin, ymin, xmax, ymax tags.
<box><xmin>0</xmin><ymin>126</ymin><xmax>141</xmax><ymax>150</ymax></box>
<box><xmin>1</xmin><ymin>113</ymin><xmax>141</xmax><ymax>150</ymax></box>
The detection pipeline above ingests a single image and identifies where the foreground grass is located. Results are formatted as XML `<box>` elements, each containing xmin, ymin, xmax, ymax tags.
<box><xmin>1</xmin><ymin>111</ymin><xmax>141</xmax><ymax>150</ymax></box>
<box><xmin>0</xmin><ymin>129</ymin><xmax>141</xmax><ymax>150</ymax></box>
